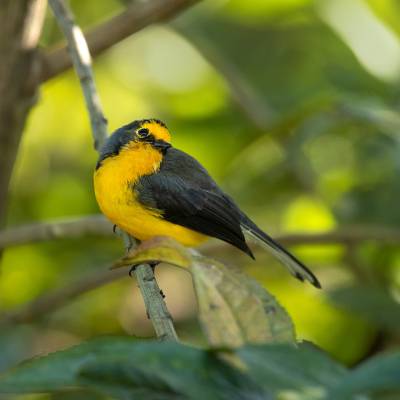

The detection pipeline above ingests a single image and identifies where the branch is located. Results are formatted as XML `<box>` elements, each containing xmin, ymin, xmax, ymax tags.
<box><xmin>2</xmin><ymin>220</ymin><xmax>400</xmax><ymax>326</ymax></box>
<box><xmin>0</xmin><ymin>267</ymin><xmax>125</xmax><ymax>325</ymax></box>
<box><xmin>277</xmin><ymin>228</ymin><xmax>400</xmax><ymax>245</ymax></box>
<box><xmin>0</xmin><ymin>215</ymin><xmax>111</xmax><ymax>250</ymax></box>
<box><xmin>2</xmin><ymin>215</ymin><xmax>400</xmax><ymax>250</ymax></box>
<box><xmin>0</xmin><ymin>0</ymin><xmax>46</xmax><ymax>231</ymax></box>
<box><xmin>49</xmin><ymin>0</ymin><xmax>178</xmax><ymax>341</ymax></box>
<box><xmin>41</xmin><ymin>0</ymin><xmax>200</xmax><ymax>82</ymax></box>
<box><xmin>202</xmin><ymin>226</ymin><xmax>400</xmax><ymax>253</ymax></box>
<box><xmin>134</xmin><ymin>265</ymin><xmax>178</xmax><ymax>341</ymax></box>
<box><xmin>48</xmin><ymin>0</ymin><xmax>107</xmax><ymax>150</ymax></box>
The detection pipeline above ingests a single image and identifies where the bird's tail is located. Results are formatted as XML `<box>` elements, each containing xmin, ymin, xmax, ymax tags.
<box><xmin>241</xmin><ymin>221</ymin><xmax>321</xmax><ymax>288</ymax></box>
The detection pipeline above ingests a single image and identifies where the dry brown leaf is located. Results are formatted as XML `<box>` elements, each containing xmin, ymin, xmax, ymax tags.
<box><xmin>112</xmin><ymin>236</ymin><xmax>192</xmax><ymax>270</ymax></box>
<box><xmin>191</xmin><ymin>256</ymin><xmax>295</xmax><ymax>348</ymax></box>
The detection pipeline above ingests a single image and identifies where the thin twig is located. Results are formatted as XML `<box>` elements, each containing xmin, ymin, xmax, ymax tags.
<box><xmin>49</xmin><ymin>0</ymin><xmax>178</xmax><ymax>341</ymax></box>
<box><xmin>41</xmin><ymin>0</ymin><xmax>200</xmax><ymax>82</ymax></box>
<box><xmin>134</xmin><ymin>265</ymin><xmax>178</xmax><ymax>341</ymax></box>
<box><xmin>120</xmin><ymin>230</ymin><xmax>178</xmax><ymax>341</ymax></box>
<box><xmin>48</xmin><ymin>0</ymin><xmax>107</xmax><ymax>151</ymax></box>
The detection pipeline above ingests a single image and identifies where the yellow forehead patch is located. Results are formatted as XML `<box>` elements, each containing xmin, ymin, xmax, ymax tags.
<box><xmin>141</xmin><ymin>121</ymin><xmax>171</xmax><ymax>142</ymax></box>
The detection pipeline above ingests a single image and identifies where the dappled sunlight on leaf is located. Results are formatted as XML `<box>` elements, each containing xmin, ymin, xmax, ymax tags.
<box><xmin>282</xmin><ymin>196</ymin><xmax>343</xmax><ymax>262</ymax></box>
<box><xmin>0</xmin><ymin>247</ymin><xmax>57</xmax><ymax>308</ymax></box>
<box><xmin>262</xmin><ymin>280</ymin><xmax>375</xmax><ymax>364</ymax></box>
<box><xmin>283</xmin><ymin>196</ymin><xmax>336</xmax><ymax>232</ymax></box>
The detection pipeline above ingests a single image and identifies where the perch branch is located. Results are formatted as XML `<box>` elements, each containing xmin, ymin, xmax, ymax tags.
<box><xmin>49</xmin><ymin>0</ymin><xmax>178</xmax><ymax>341</ymax></box>
<box><xmin>41</xmin><ymin>0</ymin><xmax>200</xmax><ymax>82</ymax></box>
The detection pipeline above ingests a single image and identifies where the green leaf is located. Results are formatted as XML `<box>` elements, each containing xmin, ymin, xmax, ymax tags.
<box><xmin>0</xmin><ymin>337</ymin><xmax>268</xmax><ymax>400</ymax></box>
<box><xmin>328</xmin><ymin>351</ymin><xmax>400</xmax><ymax>400</ymax></box>
<box><xmin>0</xmin><ymin>337</ymin><xmax>354</xmax><ymax>400</ymax></box>
<box><xmin>237</xmin><ymin>342</ymin><xmax>347</xmax><ymax>400</ymax></box>
<box><xmin>113</xmin><ymin>236</ymin><xmax>295</xmax><ymax>348</ymax></box>
<box><xmin>0</xmin><ymin>337</ymin><xmax>127</xmax><ymax>393</ymax></box>
<box><xmin>49</xmin><ymin>389</ymin><xmax>107</xmax><ymax>400</ymax></box>
<box><xmin>78</xmin><ymin>357</ymin><xmax>266</xmax><ymax>400</ymax></box>
<box><xmin>191</xmin><ymin>256</ymin><xmax>295</xmax><ymax>347</ymax></box>
<box><xmin>328</xmin><ymin>285</ymin><xmax>400</xmax><ymax>331</ymax></box>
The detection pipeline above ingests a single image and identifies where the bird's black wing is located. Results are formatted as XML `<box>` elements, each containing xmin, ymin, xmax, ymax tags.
<box><xmin>135</xmin><ymin>148</ymin><xmax>254</xmax><ymax>257</ymax></box>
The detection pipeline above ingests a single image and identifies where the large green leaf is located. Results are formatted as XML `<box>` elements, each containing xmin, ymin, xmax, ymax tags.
<box><xmin>0</xmin><ymin>337</ymin><xmax>268</xmax><ymax>400</ymax></box>
<box><xmin>0</xmin><ymin>337</ymin><xmax>352</xmax><ymax>400</ymax></box>
<box><xmin>237</xmin><ymin>342</ymin><xmax>347</xmax><ymax>400</ymax></box>
<box><xmin>328</xmin><ymin>351</ymin><xmax>400</xmax><ymax>400</ymax></box>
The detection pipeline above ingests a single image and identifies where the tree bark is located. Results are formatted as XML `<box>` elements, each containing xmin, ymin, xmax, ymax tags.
<box><xmin>0</xmin><ymin>0</ymin><xmax>46</xmax><ymax>229</ymax></box>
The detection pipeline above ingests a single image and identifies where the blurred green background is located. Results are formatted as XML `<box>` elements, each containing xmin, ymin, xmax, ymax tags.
<box><xmin>2</xmin><ymin>0</ymin><xmax>400</xmax><ymax>384</ymax></box>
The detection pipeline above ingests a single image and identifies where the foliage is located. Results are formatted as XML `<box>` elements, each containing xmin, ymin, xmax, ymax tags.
<box><xmin>1</xmin><ymin>238</ymin><xmax>399</xmax><ymax>399</ymax></box>
<box><xmin>114</xmin><ymin>236</ymin><xmax>295</xmax><ymax>346</ymax></box>
<box><xmin>0</xmin><ymin>337</ymin><xmax>399</xmax><ymax>400</ymax></box>
<box><xmin>2</xmin><ymin>0</ymin><xmax>400</xmax><ymax>399</ymax></box>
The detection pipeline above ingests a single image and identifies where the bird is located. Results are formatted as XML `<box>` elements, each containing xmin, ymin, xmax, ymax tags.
<box><xmin>93</xmin><ymin>119</ymin><xmax>321</xmax><ymax>288</ymax></box>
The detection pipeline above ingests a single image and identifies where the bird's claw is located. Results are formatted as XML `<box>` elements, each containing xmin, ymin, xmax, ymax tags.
<box><xmin>149</xmin><ymin>261</ymin><xmax>159</xmax><ymax>271</ymax></box>
<box><xmin>128</xmin><ymin>265</ymin><xmax>137</xmax><ymax>277</ymax></box>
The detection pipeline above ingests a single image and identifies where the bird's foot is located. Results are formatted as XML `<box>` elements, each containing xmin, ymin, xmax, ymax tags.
<box><xmin>149</xmin><ymin>261</ymin><xmax>159</xmax><ymax>271</ymax></box>
<box><xmin>128</xmin><ymin>265</ymin><xmax>136</xmax><ymax>277</ymax></box>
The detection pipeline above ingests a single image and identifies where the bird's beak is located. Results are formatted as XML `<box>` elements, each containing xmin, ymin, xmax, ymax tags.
<box><xmin>152</xmin><ymin>139</ymin><xmax>171</xmax><ymax>151</ymax></box>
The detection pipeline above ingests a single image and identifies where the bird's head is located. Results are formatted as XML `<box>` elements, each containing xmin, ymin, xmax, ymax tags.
<box><xmin>96</xmin><ymin>119</ymin><xmax>172</xmax><ymax>168</ymax></box>
<box><xmin>123</xmin><ymin>118</ymin><xmax>171</xmax><ymax>150</ymax></box>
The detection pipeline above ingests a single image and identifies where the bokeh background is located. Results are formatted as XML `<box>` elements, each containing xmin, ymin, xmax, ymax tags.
<box><xmin>2</xmin><ymin>0</ymin><xmax>400</xmax><ymax>386</ymax></box>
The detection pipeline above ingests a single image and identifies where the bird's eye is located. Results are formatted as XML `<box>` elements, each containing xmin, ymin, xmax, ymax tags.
<box><xmin>136</xmin><ymin>128</ymin><xmax>150</xmax><ymax>138</ymax></box>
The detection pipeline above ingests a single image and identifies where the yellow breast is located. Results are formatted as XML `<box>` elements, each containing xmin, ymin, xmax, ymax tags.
<box><xmin>93</xmin><ymin>143</ymin><xmax>206</xmax><ymax>247</ymax></box>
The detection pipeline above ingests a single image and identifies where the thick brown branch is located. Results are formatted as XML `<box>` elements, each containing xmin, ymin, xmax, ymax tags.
<box><xmin>41</xmin><ymin>0</ymin><xmax>200</xmax><ymax>82</ymax></box>
<box><xmin>0</xmin><ymin>0</ymin><xmax>46</xmax><ymax>231</ymax></box>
